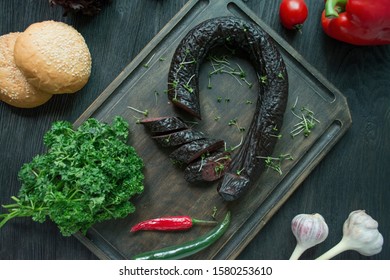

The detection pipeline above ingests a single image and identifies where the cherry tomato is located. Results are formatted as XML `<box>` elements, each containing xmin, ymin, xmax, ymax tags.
<box><xmin>279</xmin><ymin>0</ymin><xmax>309</xmax><ymax>30</ymax></box>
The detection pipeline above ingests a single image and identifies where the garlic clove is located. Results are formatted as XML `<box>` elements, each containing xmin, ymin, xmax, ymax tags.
<box><xmin>289</xmin><ymin>213</ymin><xmax>329</xmax><ymax>260</ymax></box>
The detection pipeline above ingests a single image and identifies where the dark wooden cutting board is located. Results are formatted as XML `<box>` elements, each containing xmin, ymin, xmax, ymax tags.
<box><xmin>73</xmin><ymin>0</ymin><xmax>351</xmax><ymax>260</ymax></box>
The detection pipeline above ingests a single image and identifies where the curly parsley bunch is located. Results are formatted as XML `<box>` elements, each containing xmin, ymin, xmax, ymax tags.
<box><xmin>0</xmin><ymin>117</ymin><xmax>144</xmax><ymax>236</ymax></box>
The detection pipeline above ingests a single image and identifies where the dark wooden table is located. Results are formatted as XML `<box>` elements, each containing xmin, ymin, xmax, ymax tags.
<box><xmin>1</xmin><ymin>0</ymin><xmax>389</xmax><ymax>260</ymax></box>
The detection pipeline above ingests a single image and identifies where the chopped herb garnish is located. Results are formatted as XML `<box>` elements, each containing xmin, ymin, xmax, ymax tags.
<box><xmin>224</xmin><ymin>136</ymin><xmax>243</xmax><ymax>152</ymax></box>
<box><xmin>127</xmin><ymin>106</ymin><xmax>149</xmax><ymax>117</ymax></box>
<box><xmin>206</xmin><ymin>55</ymin><xmax>253</xmax><ymax>88</ymax></box>
<box><xmin>228</xmin><ymin>118</ymin><xmax>238</xmax><ymax>126</ymax></box>
<box><xmin>168</xmin><ymin>79</ymin><xmax>179</xmax><ymax>89</ymax></box>
<box><xmin>143</xmin><ymin>53</ymin><xmax>156</xmax><ymax>68</ymax></box>
<box><xmin>236</xmin><ymin>168</ymin><xmax>245</xmax><ymax>175</ymax></box>
<box><xmin>183</xmin><ymin>74</ymin><xmax>195</xmax><ymax>93</ymax></box>
<box><xmin>228</xmin><ymin>118</ymin><xmax>245</xmax><ymax>132</ymax></box>
<box><xmin>211</xmin><ymin>206</ymin><xmax>218</xmax><ymax>219</ymax></box>
<box><xmin>257</xmin><ymin>154</ymin><xmax>293</xmax><ymax>175</ymax></box>
<box><xmin>270</xmin><ymin>133</ymin><xmax>283</xmax><ymax>139</ymax></box>
<box><xmin>214</xmin><ymin>163</ymin><xmax>225</xmax><ymax>175</ymax></box>
<box><xmin>154</xmin><ymin>90</ymin><xmax>159</xmax><ymax>105</ymax></box>
<box><xmin>270</xmin><ymin>125</ymin><xmax>282</xmax><ymax>138</ymax></box>
<box><xmin>259</xmin><ymin>75</ymin><xmax>268</xmax><ymax>85</ymax></box>
<box><xmin>290</xmin><ymin>103</ymin><xmax>320</xmax><ymax>138</ymax></box>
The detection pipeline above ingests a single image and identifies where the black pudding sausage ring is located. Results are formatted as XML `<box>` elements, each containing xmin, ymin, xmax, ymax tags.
<box><xmin>167</xmin><ymin>16</ymin><xmax>289</xmax><ymax>201</ymax></box>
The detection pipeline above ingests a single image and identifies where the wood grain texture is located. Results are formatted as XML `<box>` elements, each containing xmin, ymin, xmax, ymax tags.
<box><xmin>237</xmin><ymin>0</ymin><xmax>390</xmax><ymax>260</ymax></box>
<box><xmin>67</xmin><ymin>0</ymin><xmax>351</xmax><ymax>260</ymax></box>
<box><xmin>0</xmin><ymin>0</ymin><xmax>389</xmax><ymax>260</ymax></box>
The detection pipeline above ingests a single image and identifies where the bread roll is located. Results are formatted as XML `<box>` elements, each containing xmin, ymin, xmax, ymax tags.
<box><xmin>0</xmin><ymin>32</ymin><xmax>53</xmax><ymax>108</ymax></box>
<box><xmin>14</xmin><ymin>21</ymin><xmax>92</xmax><ymax>94</ymax></box>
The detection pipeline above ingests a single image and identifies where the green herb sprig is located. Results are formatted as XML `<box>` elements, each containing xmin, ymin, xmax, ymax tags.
<box><xmin>207</xmin><ymin>55</ymin><xmax>253</xmax><ymax>89</ymax></box>
<box><xmin>290</xmin><ymin>97</ymin><xmax>320</xmax><ymax>138</ymax></box>
<box><xmin>127</xmin><ymin>106</ymin><xmax>149</xmax><ymax>117</ymax></box>
<box><xmin>257</xmin><ymin>154</ymin><xmax>293</xmax><ymax>175</ymax></box>
<box><xmin>228</xmin><ymin>118</ymin><xmax>245</xmax><ymax>132</ymax></box>
<box><xmin>143</xmin><ymin>53</ymin><xmax>156</xmax><ymax>68</ymax></box>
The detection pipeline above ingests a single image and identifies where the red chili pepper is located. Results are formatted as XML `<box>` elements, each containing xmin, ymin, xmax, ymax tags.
<box><xmin>130</xmin><ymin>216</ymin><xmax>217</xmax><ymax>232</ymax></box>
<box><xmin>321</xmin><ymin>0</ymin><xmax>390</xmax><ymax>45</ymax></box>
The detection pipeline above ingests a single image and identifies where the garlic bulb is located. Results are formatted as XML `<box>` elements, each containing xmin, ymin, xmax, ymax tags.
<box><xmin>316</xmin><ymin>210</ymin><xmax>383</xmax><ymax>260</ymax></box>
<box><xmin>289</xmin><ymin>213</ymin><xmax>329</xmax><ymax>260</ymax></box>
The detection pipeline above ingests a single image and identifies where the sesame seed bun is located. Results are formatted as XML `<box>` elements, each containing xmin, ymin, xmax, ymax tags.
<box><xmin>0</xmin><ymin>32</ymin><xmax>53</xmax><ymax>108</ymax></box>
<box><xmin>13</xmin><ymin>21</ymin><xmax>92</xmax><ymax>94</ymax></box>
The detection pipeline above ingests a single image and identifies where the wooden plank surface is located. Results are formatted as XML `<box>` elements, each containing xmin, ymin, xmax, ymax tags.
<box><xmin>71</xmin><ymin>0</ymin><xmax>351</xmax><ymax>259</ymax></box>
<box><xmin>0</xmin><ymin>0</ymin><xmax>389</xmax><ymax>260</ymax></box>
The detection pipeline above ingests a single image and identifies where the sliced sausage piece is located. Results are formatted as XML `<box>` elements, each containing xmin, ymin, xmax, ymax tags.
<box><xmin>152</xmin><ymin>129</ymin><xmax>205</xmax><ymax>147</ymax></box>
<box><xmin>169</xmin><ymin>138</ymin><xmax>225</xmax><ymax>166</ymax></box>
<box><xmin>184</xmin><ymin>151</ymin><xmax>232</xmax><ymax>182</ymax></box>
<box><xmin>140</xmin><ymin>116</ymin><xmax>188</xmax><ymax>136</ymax></box>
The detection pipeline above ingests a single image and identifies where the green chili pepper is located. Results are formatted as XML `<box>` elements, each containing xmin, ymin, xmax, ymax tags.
<box><xmin>132</xmin><ymin>211</ymin><xmax>231</xmax><ymax>260</ymax></box>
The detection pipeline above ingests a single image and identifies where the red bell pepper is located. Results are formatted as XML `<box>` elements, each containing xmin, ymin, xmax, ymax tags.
<box><xmin>321</xmin><ymin>0</ymin><xmax>390</xmax><ymax>45</ymax></box>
